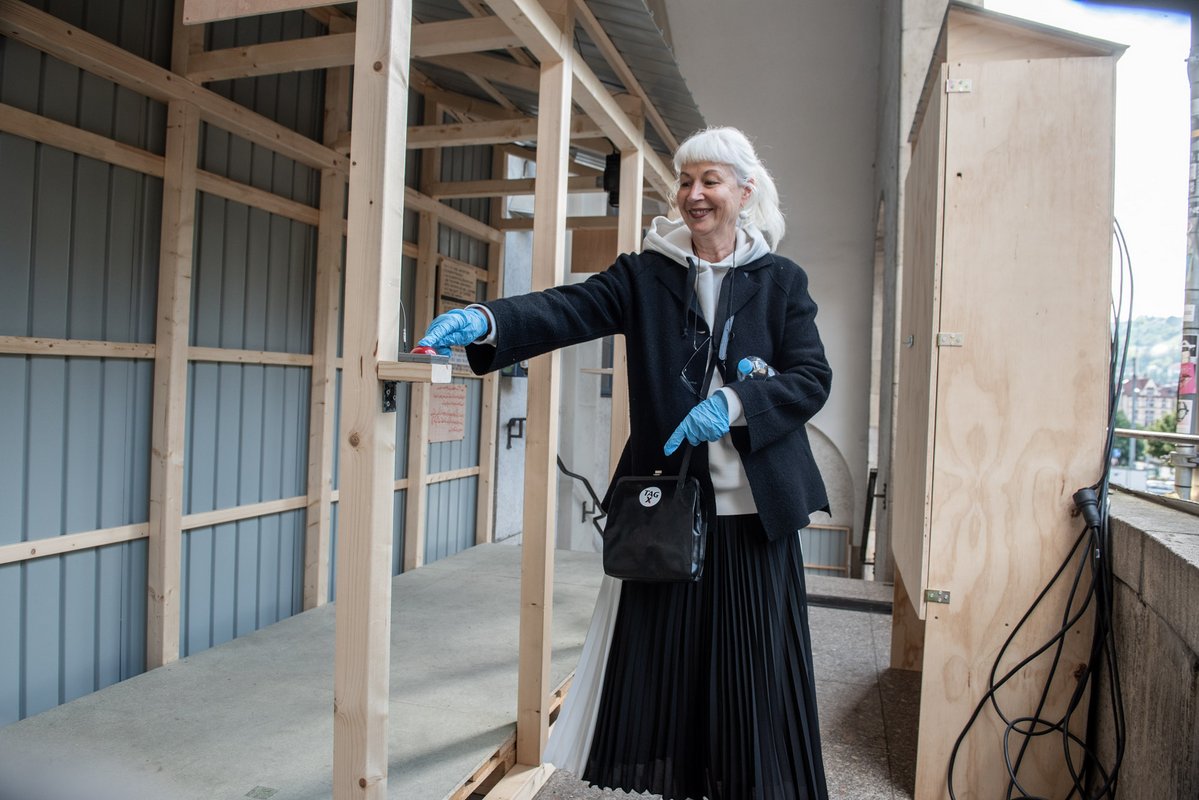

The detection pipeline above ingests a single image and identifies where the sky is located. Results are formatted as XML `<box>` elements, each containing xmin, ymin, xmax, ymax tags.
<box><xmin>985</xmin><ymin>0</ymin><xmax>1192</xmax><ymax>319</ymax></box>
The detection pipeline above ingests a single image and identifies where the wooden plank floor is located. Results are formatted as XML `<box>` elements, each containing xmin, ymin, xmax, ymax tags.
<box><xmin>0</xmin><ymin>544</ymin><xmax>603</xmax><ymax>800</ymax></box>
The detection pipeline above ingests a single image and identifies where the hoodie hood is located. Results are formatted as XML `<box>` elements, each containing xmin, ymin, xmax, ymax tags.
<box><xmin>642</xmin><ymin>216</ymin><xmax>772</xmax><ymax>268</ymax></box>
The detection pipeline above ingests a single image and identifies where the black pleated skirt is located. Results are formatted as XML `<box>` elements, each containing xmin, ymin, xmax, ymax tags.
<box><xmin>582</xmin><ymin>514</ymin><xmax>828</xmax><ymax>800</ymax></box>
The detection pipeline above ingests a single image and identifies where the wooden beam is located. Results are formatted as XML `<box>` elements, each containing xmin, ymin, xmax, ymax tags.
<box><xmin>181</xmin><ymin>495</ymin><xmax>308</xmax><ymax>531</ymax></box>
<box><xmin>403</xmin><ymin>97</ymin><xmax>443</xmax><ymax>575</ymax></box>
<box><xmin>420</xmin><ymin>31</ymin><xmax>674</xmax><ymax>197</ymax></box>
<box><xmin>376</xmin><ymin>357</ymin><xmax>452</xmax><ymax>383</ymax></box>
<box><xmin>514</xmin><ymin>0</ymin><xmax>574</xmax><ymax>768</ymax></box>
<box><xmin>332</xmin><ymin>0</ymin><xmax>411</xmax><ymax>795</ymax></box>
<box><xmin>304</xmin><ymin>56</ymin><xmax>350</xmax><ymax>611</ymax></box>
<box><xmin>0</xmin><ymin>524</ymin><xmax>149</xmax><ymax>566</ymax></box>
<box><xmin>185</xmin><ymin>19</ymin><xmax>521</xmax><ymax>83</ymax></box>
<box><xmin>609</xmin><ymin>97</ymin><xmax>643</xmax><ymax>473</ymax></box>
<box><xmin>406</xmin><ymin>115</ymin><xmax>603</xmax><ymax>150</ymax></box>
<box><xmin>146</xmin><ymin>99</ymin><xmax>199</xmax><ymax>671</ymax></box>
<box><xmin>420</xmin><ymin>53</ymin><xmax>541</xmax><ymax>94</ymax></box>
<box><xmin>428</xmin><ymin>175</ymin><xmax>601</xmax><ymax>200</ymax></box>
<box><xmin>0</xmin><ymin>101</ymin><xmax>163</xmax><ymax>176</ymax></box>
<box><xmin>485</xmin><ymin>0</ymin><xmax>570</xmax><ymax>65</ymax></box>
<box><xmin>183</xmin><ymin>0</ymin><xmax>340</xmax><ymax>24</ymax></box>
<box><xmin>476</xmin><ymin>146</ymin><xmax>507</xmax><ymax>547</ymax></box>
<box><xmin>417</xmin><ymin>86</ymin><xmax>525</xmax><ymax>122</ymax></box>
<box><xmin>404</xmin><ymin>187</ymin><xmax>504</xmax><ymax>244</ymax></box>
<box><xmin>0</xmin><ymin>102</ymin><xmax>321</xmax><ymax>226</ymax></box>
<box><xmin>571</xmin><ymin>0</ymin><xmax>679</xmax><ymax>152</ymax></box>
<box><xmin>412</xmin><ymin>16</ymin><xmax>523</xmax><ymax>58</ymax></box>
<box><xmin>195</xmin><ymin>170</ymin><xmax>319</xmax><ymax>224</ymax></box>
<box><xmin>186</xmin><ymin>32</ymin><xmax>355</xmax><ymax>82</ymax></box>
<box><xmin>495</xmin><ymin>214</ymin><xmax>657</xmax><ymax>231</ymax></box>
<box><xmin>0</xmin><ymin>335</ymin><xmax>155</xmax><ymax>359</ymax></box>
<box><xmin>187</xmin><ymin>346</ymin><xmax>313</xmax><ymax>365</ymax></box>
<box><xmin>0</xmin><ymin>0</ymin><xmax>342</xmax><ymax>172</ymax></box>
<box><xmin>482</xmin><ymin>764</ymin><xmax>555</xmax><ymax>800</ymax></box>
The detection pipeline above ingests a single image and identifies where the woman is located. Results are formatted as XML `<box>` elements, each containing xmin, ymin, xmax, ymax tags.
<box><xmin>419</xmin><ymin>127</ymin><xmax>831</xmax><ymax>800</ymax></box>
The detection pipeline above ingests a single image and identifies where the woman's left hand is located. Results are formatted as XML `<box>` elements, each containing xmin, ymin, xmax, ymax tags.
<box><xmin>664</xmin><ymin>393</ymin><xmax>730</xmax><ymax>455</ymax></box>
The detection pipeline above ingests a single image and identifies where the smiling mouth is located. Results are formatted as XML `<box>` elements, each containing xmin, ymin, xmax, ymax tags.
<box><xmin>687</xmin><ymin>208</ymin><xmax>712</xmax><ymax>219</ymax></box>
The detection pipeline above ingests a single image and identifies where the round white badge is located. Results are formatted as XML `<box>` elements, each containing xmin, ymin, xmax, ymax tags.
<box><xmin>639</xmin><ymin>487</ymin><xmax>662</xmax><ymax>508</ymax></box>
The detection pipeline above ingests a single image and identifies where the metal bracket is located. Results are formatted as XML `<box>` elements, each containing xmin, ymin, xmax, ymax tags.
<box><xmin>946</xmin><ymin>78</ymin><xmax>973</xmax><ymax>93</ymax></box>
<box><xmin>382</xmin><ymin>381</ymin><xmax>398</xmax><ymax>413</ymax></box>
<box><xmin>506</xmin><ymin>417</ymin><xmax>526</xmax><ymax>449</ymax></box>
<box><xmin>581</xmin><ymin>500</ymin><xmax>596</xmax><ymax>524</ymax></box>
<box><xmin>937</xmin><ymin>332</ymin><xmax>965</xmax><ymax>347</ymax></box>
<box><xmin>925</xmin><ymin>589</ymin><xmax>951</xmax><ymax>605</ymax></box>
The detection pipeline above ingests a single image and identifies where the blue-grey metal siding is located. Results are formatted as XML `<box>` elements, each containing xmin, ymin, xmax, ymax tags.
<box><xmin>1</xmin><ymin>2</ymin><xmax>497</xmax><ymax>723</ymax></box>
<box><xmin>0</xmin><ymin>0</ymin><xmax>168</xmax><ymax>724</ymax></box>
<box><xmin>420</xmin><ymin>143</ymin><xmax>491</xmax><ymax>565</ymax></box>
<box><xmin>178</xmin><ymin>11</ymin><xmax>321</xmax><ymax>658</ymax></box>
<box><xmin>800</xmin><ymin>527</ymin><xmax>850</xmax><ymax>577</ymax></box>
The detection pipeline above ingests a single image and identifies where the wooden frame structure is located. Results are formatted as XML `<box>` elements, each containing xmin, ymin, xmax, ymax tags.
<box><xmin>890</xmin><ymin>6</ymin><xmax>1120</xmax><ymax>797</ymax></box>
<box><xmin>0</xmin><ymin>0</ymin><xmax>681</xmax><ymax>796</ymax></box>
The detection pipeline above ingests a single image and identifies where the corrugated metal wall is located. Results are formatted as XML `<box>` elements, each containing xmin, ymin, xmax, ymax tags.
<box><xmin>0</xmin><ymin>0</ymin><xmax>170</xmax><ymax>724</ymax></box>
<box><xmin>177</xmin><ymin>11</ymin><xmax>323</xmax><ymax>658</ymax></box>
<box><xmin>423</xmin><ymin>142</ymin><xmax>491</xmax><ymax>564</ymax></box>
<box><xmin>801</xmin><ymin>527</ymin><xmax>851</xmax><ymax>577</ymax></box>
<box><xmin>0</xmin><ymin>3</ymin><xmax>496</xmax><ymax>724</ymax></box>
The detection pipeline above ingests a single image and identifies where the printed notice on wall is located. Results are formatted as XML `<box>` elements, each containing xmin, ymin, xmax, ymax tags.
<box><xmin>430</xmin><ymin>384</ymin><xmax>468</xmax><ymax>443</ymax></box>
<box><xmin>439</xmin><ymin>260</ymin><xmax>479</xmax><ymax>306</ymax></box>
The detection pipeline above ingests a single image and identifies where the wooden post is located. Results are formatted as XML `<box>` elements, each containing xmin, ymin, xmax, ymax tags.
<box><xmin>332</xmin><ymin>0</ymin><xmax>412</xmax><ymax>796</ymax></box>
<box><xmin>403</xmin><ymin>101</ymin><xmax>443</xmax><ymax>573</ymax></box>
<box><xmin>303</xmin><ymin>29</ymin><xmax>351</xmax><ymax>610</ymax></box>
<box><xmin>146</xmin><ymin>1</ymin><xmax>201</xmax><ymax>670</ymax></box>
<box><xmin>515</xmin><ymin>0</ymin><xmax>574</xmax><ymax>769</ymax></box>
<box><xmin>476</xmin><ymin>146</ymin><xmax>507</xmax><ymax>546</ymax></box>
<box><xmin>608</xmin><ymin>95</ymin><xmax>643</xmax><ymax>473</ymax></box>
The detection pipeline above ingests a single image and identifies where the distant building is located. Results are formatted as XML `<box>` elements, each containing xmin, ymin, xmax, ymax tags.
<box><xmin>1119</xmin><ymin>377</ymin><xmax>1178</xmax><ymax>427</ymax></box>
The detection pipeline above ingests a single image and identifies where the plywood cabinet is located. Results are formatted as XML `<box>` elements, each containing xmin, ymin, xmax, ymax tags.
<box><xmin>890</xmin><ymin>5</ymin><xmax>1122</xmax><ymax>797</ymax></box>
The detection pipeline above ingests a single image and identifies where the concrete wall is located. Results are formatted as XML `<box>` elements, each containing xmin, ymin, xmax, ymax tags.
<box><xmin>662</xmin><ymin>0</ymin><xmax>882</xmax><ymax>545</ymax></box>
<box><xmin>1098</xmin><ymin>493</ymin><xmax>1199</xmax><ymax>798</ymax></box>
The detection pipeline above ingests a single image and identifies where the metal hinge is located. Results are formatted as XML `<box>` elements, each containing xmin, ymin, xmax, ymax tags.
<box><xmin>925</xmin><ymin>589</ymin><xmax>951</xmax><ymax>605</ymax></box>
<box><xmin>946</xmin><ymin>78</ymin><xmax>973</xmax><ymax>93</ymax></box>
<box><xmin>936</xmin><ymin>332</ymin><xmax>965</xmax><ymax>347</ymax></box>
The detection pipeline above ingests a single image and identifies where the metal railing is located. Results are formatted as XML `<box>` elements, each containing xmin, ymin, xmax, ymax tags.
<box><xmin>1113</xmin><ymin>428</ymin><xmax>1199</xmax><ymax>501</ymax></box>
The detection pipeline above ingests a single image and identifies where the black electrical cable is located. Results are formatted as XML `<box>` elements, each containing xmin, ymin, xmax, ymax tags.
<box><xmin>945</xmin><ymin>221</ymin><xmax>1130</xmax><ymax>799</ymax></box>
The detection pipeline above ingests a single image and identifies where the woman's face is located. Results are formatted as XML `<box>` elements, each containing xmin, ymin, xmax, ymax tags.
<box><xmin>676</xmin><ymin>161</ymin><xmax>751</xmax><ymax>243</ymax></box>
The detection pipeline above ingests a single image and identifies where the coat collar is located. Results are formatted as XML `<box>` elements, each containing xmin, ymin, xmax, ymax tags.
<box><xmin>650</xmin><ymin>250</ymin><xmax>775</xmax><ymax>319</ymax></box>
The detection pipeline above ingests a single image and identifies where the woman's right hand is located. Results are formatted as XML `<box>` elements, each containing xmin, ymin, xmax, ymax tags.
<box><xmin>418</xmin><ymin>308</ymin><xmax>489</xmax><ymax>356</ymax></box>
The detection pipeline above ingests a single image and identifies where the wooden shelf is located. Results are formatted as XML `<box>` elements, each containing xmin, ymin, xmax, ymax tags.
<box><xmin>377</xmin><ymin>359</ymin><xmax>453</xmax><ymax>384</ymax></box>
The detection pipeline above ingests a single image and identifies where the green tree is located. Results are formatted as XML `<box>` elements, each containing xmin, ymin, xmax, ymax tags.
<box><xmin>1113</xmin><ymin>408</ymin><xmax>1133</xmax><ymax>465</ymax></box>
<box><xmin>1145</xmin><ymin>413</ymin><xmax>1177</xmax><ymax>461</ymax></box>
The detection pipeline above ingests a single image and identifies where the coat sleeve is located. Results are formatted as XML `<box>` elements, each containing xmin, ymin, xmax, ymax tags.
<box><xmin>725</xmin><ymin>264</ymin><xmax>832</xmax><ymax>453</ymax></box>
<box><xmin>464</xmin><ymin>255</ymin><xmax>635</xmax><ymax>374</ymax></box>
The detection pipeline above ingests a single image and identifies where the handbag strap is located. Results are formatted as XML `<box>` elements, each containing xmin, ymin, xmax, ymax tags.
<box><xmin>677</xmin><ymin>266</ymin><xmax>735</xmax><ymax>487</ymax></box>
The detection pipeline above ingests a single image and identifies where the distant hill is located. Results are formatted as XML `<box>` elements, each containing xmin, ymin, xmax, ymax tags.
<box><xmin>1121</xmin><ymin>316</ymin><xmax>1182</xmax><ymax>387</ymax></box>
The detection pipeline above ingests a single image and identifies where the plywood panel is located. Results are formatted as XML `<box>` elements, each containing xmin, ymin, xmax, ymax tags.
<box><xmin>891</xmin><ymin>63</ymin><xmax>946</xmax><ymax>623</ymax></box>
<box><xmin>915</xmin><ymin>56</ymin><xmax>1114</xmax><ymax>799</ymax></box>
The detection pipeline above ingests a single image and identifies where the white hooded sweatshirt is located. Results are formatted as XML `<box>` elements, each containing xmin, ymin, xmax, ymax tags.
<box><xmin>641</xmin><ymin>215</ymin><xmax>772</xmax><ymax>516</ymax></box>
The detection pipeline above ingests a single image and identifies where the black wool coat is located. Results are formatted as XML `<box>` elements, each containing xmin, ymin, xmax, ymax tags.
<box><xmin>466</xmin><ymin>249</ymin><xmax>832</xmax><ymax>542</ymax></box>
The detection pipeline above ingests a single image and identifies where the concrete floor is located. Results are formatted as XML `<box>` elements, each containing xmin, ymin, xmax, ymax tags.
<box><xmin>0</xmin><ymin>545</ymin><xmax>604</xmax><ymax>800</ymax></box>
<box><xmin>0</xmin><ymin>548</ymin><xmax>917</xmax><ymax>800</ymax></box>
<box><xmin>532</xmin><ymin>575</ymin><xmax>920</xmax><ymax>800</ymax></box>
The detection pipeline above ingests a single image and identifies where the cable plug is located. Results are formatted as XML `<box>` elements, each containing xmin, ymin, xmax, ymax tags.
<box><xmin>1072</xmin><ymin>487</ymin><xmax>1102</xmax><ymax>530</ymax></box>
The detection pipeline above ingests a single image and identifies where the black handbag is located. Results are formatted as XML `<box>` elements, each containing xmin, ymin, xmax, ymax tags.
<box><xmin>601</xmin><ymin>452</ymin><xmax>708</xmax><ymax>582</ymax></box>
<box><xmin>601</xmin><ymin>335</ymin><xmax>720</xmax><ymax>583</ymax></box>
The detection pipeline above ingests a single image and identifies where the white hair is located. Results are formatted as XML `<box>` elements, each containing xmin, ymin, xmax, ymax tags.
<box><xmin>673</xmin><ymin>126</ymin><xmax>785</xmax><ymax>249</ymax></box>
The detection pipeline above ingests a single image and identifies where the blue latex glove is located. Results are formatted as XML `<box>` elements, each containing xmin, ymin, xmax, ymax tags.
<box><xmin>418</xmin><ymin>308</ymin><xmax>489</xmax><ymax>356</ymax></box>
<box><xmin>664</xmin><ymin>392</ymin><xmax>730</xmax><ymax>455</ymax></box>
